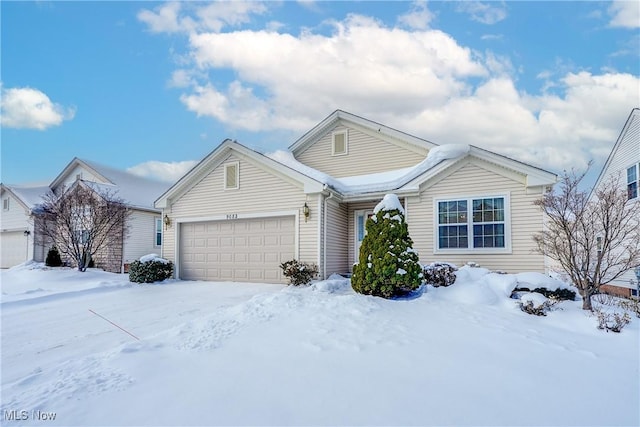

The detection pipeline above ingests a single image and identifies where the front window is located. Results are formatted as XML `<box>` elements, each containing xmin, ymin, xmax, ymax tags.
<box><xmin>155</xmin><ymin>218</ymin><xmax>162</xmax><ymax>246</ymax></box>
<box><xmin>437</xmin><ymin>196</ymin><xmax>508</xmax><ymax>251</ymax></box>
<box><xmin>627</xmin><ymin>164</ymin><xmax>639</xmax><ymax>200</ymax></box>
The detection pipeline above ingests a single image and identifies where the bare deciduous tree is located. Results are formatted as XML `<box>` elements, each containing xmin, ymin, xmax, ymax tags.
<box><xmin>35</xmin><ymin>183</ymin><xmax>130</xmax><ymax>272</ymax></box>
<box><xmin>533</xmin><ymin>168</ymin><xmax>640</xmax><ymax>310</ymax></box>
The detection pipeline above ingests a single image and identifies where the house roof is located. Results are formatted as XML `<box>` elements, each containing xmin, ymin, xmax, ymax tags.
<box><xmin>288</xmin><ymin>109</ymin><xmax>437</xmax><ymax>156</ymax></box>
<box><xmin>155</xmin><ymin>139</ymin><xmax>327</xmax><ymax>209</ymax></box>
<box><xmin>50</xmin><ymin>158</ymin><xmax>170</xmax><ymax>211</ymax></box>
<box><xmin>0</xmin><ymin>184</ymin><xmax>50</xmax><ymax>212</ymax></box>
<box><xmin>591</xmin><ymin>108</ymin><xmax>640</xmax><ymax>192</ymax></box>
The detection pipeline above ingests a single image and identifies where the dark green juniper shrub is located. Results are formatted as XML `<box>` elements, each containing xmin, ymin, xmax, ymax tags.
<box><xmin>129</xmin><ymin>258</ymin><xmax>173</xmax><ymax>283</ymax></box>
<box><xmin>45</xmin><ymin>246</ymin><xmax>63</xmax><ymax>267</ymax></box>
<box><xmin>422</xmin><ymin>262</ymin><xmax>457</xmax><ymax>287</ymax></box>
<box><xmin>280</xmin><ymin>259</ymin><xmax>318</xmax><ymax>286</ymax></box>
<box><xmin>351</xmin><ymin>194</ymin><xmax>422</xmax><ymax>298</ymax></box>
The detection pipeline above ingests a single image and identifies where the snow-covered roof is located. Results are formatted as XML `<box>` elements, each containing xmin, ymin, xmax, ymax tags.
<box><xmin>1</xmin><ymin>185</ymin><xmax>50</xmax><ymax>211</ymax></box>
<box><xmin>4</xmin><ymin>158</ymin><xmax>170</xmax><ymax>213</ymax></box>
<box><xmin>78</xmin><ymin>159</ymin><xmax>171</xmax><ymax>211</ymax></box>
<box><xmin>267</xmin><ymin>144</ymin><xmax>470</xmax><ymax>196</ymax></box>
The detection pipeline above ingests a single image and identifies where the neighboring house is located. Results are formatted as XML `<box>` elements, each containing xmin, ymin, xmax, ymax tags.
<box><xmin>0</xmin><ymin>158</ymin><xmax>170</xmax><ymax>272</ymax></box>
<box><xmin>590</xmin><ymin>108</ymin><xmax>640</xmax><ymax>298</ymax></box>
<box><xmin>0</xmin><ymin>184</ymin><xmax>51</xmax><ymax>268</ymax></box>
<box><xmin>156</xmin><ymin>110</ymin><xmax>558</xmax><ymax>284</ymax></box>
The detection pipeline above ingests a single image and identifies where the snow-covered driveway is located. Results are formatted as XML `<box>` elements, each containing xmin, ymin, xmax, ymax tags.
<box><xmin>1</xmin><ymin>263</ymin><xmax>638</xmax><ymax>426</ymax></box>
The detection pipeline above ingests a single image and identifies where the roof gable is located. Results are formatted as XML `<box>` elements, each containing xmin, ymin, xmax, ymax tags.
<box><xmin>592</xmin><ymin>108</ymin><xmax>640</xmax><ymax>192</ymax></box>
<box><xmin>50</xmin><ymin>157</ymin><xmax>169</xmax><ymax>211</ymax></box>
<box><xmin>155</xmin><ymin>139</ymin><xmax>326</xmax><ymax>209</ymax></box>
<box><xmin>288</xmin><ymin>110</ymin><xmax>437</xmax><ymax>158</ymax></box>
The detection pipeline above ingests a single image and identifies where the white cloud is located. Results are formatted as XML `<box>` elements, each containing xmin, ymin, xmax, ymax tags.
<box><xmin>127</xmin><ymin>160</ymin><xmax>199</xmax><ymax>182</ymax></box>
<box><xmin>137</xmin><ymin>1</ymin><xmax>267</xmax><ymax>34</ymax></box>
<box><xmin>0</xmin><ymin>86</ymin><xmax>75</xmax><ymax>130</ymax></box>
<box><xmin>398</xmin><ymin>1</ymin><xmax>435</xmax><ymax>30</ymax></box>
<box><xmin>456</xmin><ymin>1</ymin><xmax>507</xmax><ymax>25</ymax></box>
<box><xmin>608</xmin><ymin>0</ymin><xmax>640</xmax><ymax>28</ymax></box>
<box><xmin>141</xmin><ymin>2</ymin><xmax>640</xmax><ymax>176</ymax></box>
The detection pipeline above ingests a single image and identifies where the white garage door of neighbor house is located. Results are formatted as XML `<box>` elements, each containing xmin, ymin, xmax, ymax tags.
<box><xmin>1</xmin><ymin>231</ymin><xmax>28</xmax><ymax>269</ymax></box>
<box><xmin>179</xmin><ymin>216</ymin><xmax>295</xmax><ymax>283</ymax></box>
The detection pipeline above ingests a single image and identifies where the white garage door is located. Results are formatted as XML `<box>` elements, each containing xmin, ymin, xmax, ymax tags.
<box><xmin>179</xmin><ymin>216</ymin><xmax>295</xmax><ymax>283</ymax></box>
<box><xmin>1</xmin><ymin>231</ymin><xmax>28</xmax><ymax>269</ymax></box>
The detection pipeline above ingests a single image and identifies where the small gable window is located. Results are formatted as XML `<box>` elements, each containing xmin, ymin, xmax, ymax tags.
<box><xmin>332</xmin><ymin>130</ymin><xmax>348</xmax><ymax>156</ymax></box>
<box><xmin>627</xmin><ymin>164</ymin><xmax>639</xmax><ymax>200</ymax></box>
<box><xmin>224</xmin><ymin>162</ymin><xmax>239</xmax><ymax>190</ymax></box>
<box><xmin>3</xmin><ymin>198</ymin><xmax>9</xmax><ymax>211</ymax></box>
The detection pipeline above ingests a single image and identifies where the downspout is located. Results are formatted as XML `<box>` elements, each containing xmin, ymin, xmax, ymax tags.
<box><xmin>323</xmin><ymin>186</ymin><xmax>335</xmax><ymax>280</ymax></box>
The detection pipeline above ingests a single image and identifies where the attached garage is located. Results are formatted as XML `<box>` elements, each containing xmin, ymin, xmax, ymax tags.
<box><xmin>179</xmin><ymin>216</ymin><xmax>296</xmax><ymax>283</ymax></box>
<box><xmin>1</xmin><ymin>231</ymin><xmax>29</xmax><ymax>269</ymax></box>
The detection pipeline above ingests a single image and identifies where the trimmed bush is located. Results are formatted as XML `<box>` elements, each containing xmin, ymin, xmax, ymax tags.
<box><xmin>513</xmin><ymin>286</ymin><xmax>576</xmax><ymax>301</ymax></box>
<box><xmin>280</xmin><ymin>259</ymin><xmax>318</xmax><ymax>286</ymax></box>
<box><xmin>129</xmin><ymin>258</ymin><xmax>173</xmax><ymax>283</ymax></box>
<box><xmin>45</xmin><ymin>246</ymin><xmax>63</xmax><ymax>267</ymax></box>
<box><xmin>351</xmin><ymin>194</ymin><xmax>422</xmax><ymax>299</ymax></box>
<box><xmin>422</xmin><ymin>262</ymin><xmax>457</xmax><ymax>287</ymax></box>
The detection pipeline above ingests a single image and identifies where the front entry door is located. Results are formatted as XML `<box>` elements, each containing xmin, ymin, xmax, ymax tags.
<box><xmin>354</xmin><ymin>210</ymin><xmax>374</xmax><ymax>263</ymax></box>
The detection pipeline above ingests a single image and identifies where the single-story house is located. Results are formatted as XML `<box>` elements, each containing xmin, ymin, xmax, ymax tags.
<box><xmin>0</xmin><ymin>157</ymin><xmax>170</xmax><ymax>272</ymax></box>
<box><xmin>590</xmin><ymin>107</ymin><xmax>640</xmax><ymax>298</ymax></box>
<box><xmin>155</xmin><ymin>110</ymin><xmax>558</xmax><ymax>284</ymax></box>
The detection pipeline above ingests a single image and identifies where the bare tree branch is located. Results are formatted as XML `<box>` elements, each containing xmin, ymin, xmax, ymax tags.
<box><xmin>34</xmin><ymin>183</ymin><xmax>130</xmax><ymax>272</ymax></box>
<box><xmin>533</xmin><ymin>167</ymin><xmax>640</xmax><ymax>310</ymax></box>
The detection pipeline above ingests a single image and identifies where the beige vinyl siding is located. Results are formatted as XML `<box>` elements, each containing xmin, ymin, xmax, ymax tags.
<box><xmin>295</xmin><ymin>124</ymin><xmax>426</xmax><ymax>178</ymax></box>
<box><xmin>163</xmin><ymin>153</ymin><xmax>318</xmax><ymax>269</ymax></box>
<box><xmin>407</xmin><ymin>160</ymin><xmax>546</xmax><ymax>273</ymax></box>
<box><xmin>0</xmin><ymin>194</ymin><xmax>43</xmax><ymax>266</ymax></box>
<box><xmin>325</xmin><ymin>200</ymin><xmax>349</xmax><ymax>277</ymax></box>
<box><xmin>123</xmin><ymin>210</ymin><xmax>161</xmax><ymax>265</ymax></box>
<box><xmin>0</xmin><ymin>194</ymin><xmax>29</xmax><ymax>230</ymax></box>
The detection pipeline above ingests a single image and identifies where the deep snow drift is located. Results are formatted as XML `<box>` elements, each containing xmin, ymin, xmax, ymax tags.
<box><xmin>1</xmin><ymin>262</ymin><xmax>638</xmax><ymax>426</ymax></box>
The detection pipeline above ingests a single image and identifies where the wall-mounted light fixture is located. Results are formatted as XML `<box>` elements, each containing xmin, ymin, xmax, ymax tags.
<box><xmin>23</xmin><ymin>230</ymin><xmax>31</xmax><ymax>237</ymax></box>
<box><xmin>163</xmin><ymin>214</ymin><xmax>172</xmax><ymax>228</ymax></box>
<box><xmin>303</xmin><ymin>202</ymin><xmax>310</xmax><ymax>222</ymax></box>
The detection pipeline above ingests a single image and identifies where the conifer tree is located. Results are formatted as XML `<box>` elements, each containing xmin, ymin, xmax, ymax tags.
<box><xmin>352</xmin><ymin>194</ymin><xmax>422</xmax><ymax>298</ymax></box>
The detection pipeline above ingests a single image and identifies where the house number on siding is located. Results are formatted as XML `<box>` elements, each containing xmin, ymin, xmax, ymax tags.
<box><xmin>226</xmin><ymin>214</ymin><xmax>238</xmax><ymax>220</ymax></box>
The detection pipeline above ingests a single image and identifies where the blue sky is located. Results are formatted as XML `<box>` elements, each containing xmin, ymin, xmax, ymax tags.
<box><xmin>1</xmin><ymin>1</ymin><xmax>639</xmax><ymax>188</ymax></box>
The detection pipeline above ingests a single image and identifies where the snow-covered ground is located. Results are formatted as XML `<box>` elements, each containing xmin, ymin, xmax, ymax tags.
<box><xmin>1</xmin><ymin>262</ymin><xmax>638</xmax><ymax>426</ymax></box>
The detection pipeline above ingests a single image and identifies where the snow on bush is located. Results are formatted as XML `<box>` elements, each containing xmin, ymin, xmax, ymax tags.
<box><xmin>422</xmin><ymin>262</ymin><xmax>457</xmax><ymax>287</ymax></box>
<box><xmin>129</xmin><ymin>254</ymin><xmax>173</xmax><ymax>283</ymax></box>
<box><xmin>513</xmin><ymin>272</ymin><xmax>576</xmax><ymax>301</ymax></box>
<box><xmin>517</xmin><ymin>292</ymin><xmax>558</xmax><ymax>316</ymax></box>
<box><xmin>280</xmin><ymin>259</ymin><xmax>318</xmax><ymax>286</ymax></box>
<box><xmin>352</xmin><ymin>194</ymin><xmax>422</xmax><ymax>299</ymax></box>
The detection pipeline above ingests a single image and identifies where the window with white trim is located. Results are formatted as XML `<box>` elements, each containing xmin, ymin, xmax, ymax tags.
<box><xmin>332</xmin><ymin>130</ymin><xmax>348</xmax><ymax>156</ymax></box>
<box><xmin>155</xmin><ymin>218</ymin><xmax>162</xmax><ymax>247</ymax></box>
<box><xmin>3</xmin><ymin>198</ymin><xmax>9</xmax><ymax>211</ymax></box>
<box><xmin>224</xmin><ymin>162</ymin><xmax>239</xmax><ymax>190</ymax></box>
<box><xmin>627</xmin><ymin>163</ymin><xmax>639</xmax><ymax>200</ymax></box>
<box><xmin>437</xmin><ymin>196</ymin><xmax>508</xmax><ymax>250</ymax></box>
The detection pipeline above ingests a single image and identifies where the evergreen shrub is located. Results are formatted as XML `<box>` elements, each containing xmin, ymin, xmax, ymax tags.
<box><xmin>351</xmin><ymin>194</ymin><xmax>422</xmax><ymax>298</ymax></box>
<box><xmin>45</xmin><ymin>246</ymin><xmax>63</xmax><ymax>267</ymax></box>
<box><xmin>280</xmin><ymin>259</ymin><xmax>318</xmax><ymax>286</ymax></box>
<box><xmin>422</xmin><ymin>262</ymin><xmax>457</xmax><ymax>287</ymax></box>
<box><xmin>129</xmin><ymin>258</ymin><xmax>173</xmax><ymax>283</ymax></box>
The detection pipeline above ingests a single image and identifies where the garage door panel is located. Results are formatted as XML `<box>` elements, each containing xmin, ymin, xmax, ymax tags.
<box><xmin>180</xmin><ymin>216</ymin><xmax>295</xmax><ymax>283</ymax></box>
<box><xmin>1</xmin><ymin>231</ymin><xmax>29</xmax><ymax>269</ymax></box>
